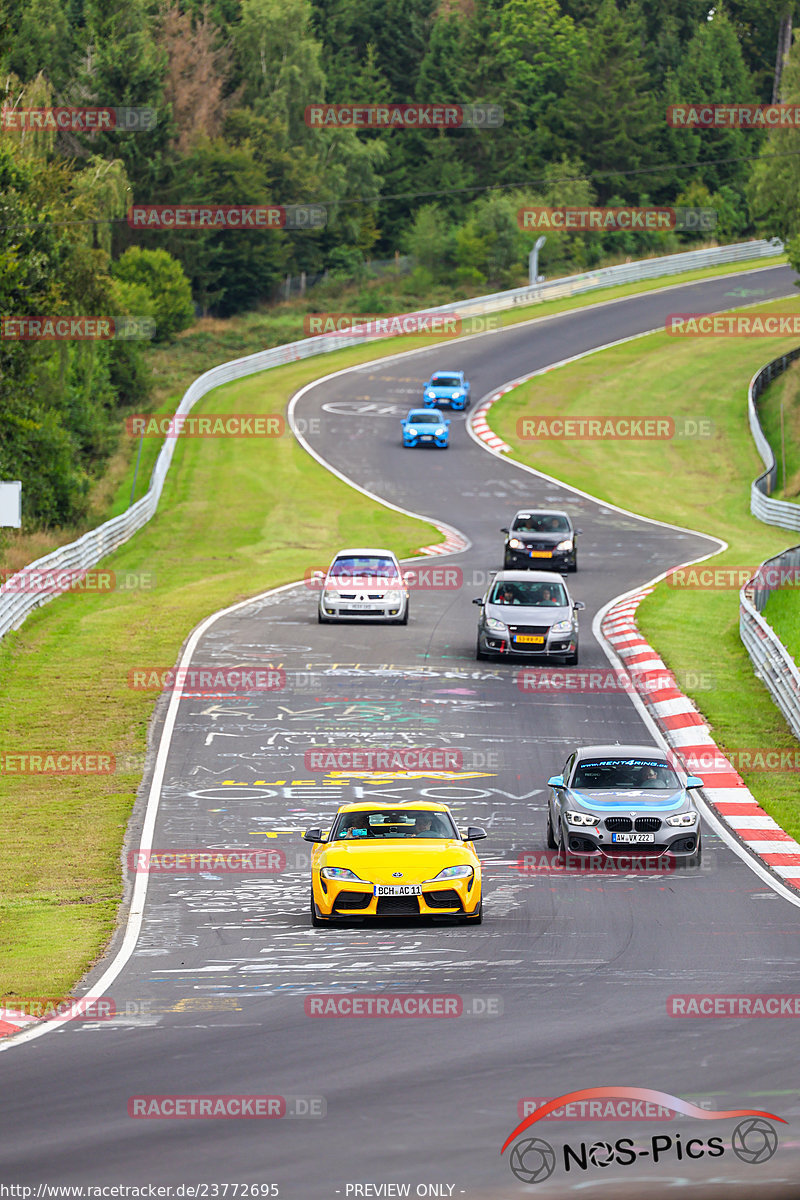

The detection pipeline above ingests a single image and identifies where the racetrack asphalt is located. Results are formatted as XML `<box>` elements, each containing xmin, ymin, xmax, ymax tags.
<box><xmin>3</xmin><ymin>265</ymin><xmax>800</xmax><ymax>1198</ymax></box>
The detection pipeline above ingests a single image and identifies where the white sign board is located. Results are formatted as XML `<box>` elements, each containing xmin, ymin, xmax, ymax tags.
<box><xmin>0</xmin><ymin>481</ymin><xmax>21</xmax><ymax>528</ymax></box>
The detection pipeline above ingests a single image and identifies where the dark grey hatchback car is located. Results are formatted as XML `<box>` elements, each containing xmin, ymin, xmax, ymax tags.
<box><xmin>474</xmin><ymin>570</ymin><xmax>584</xmax><ymax>663</ymax></box>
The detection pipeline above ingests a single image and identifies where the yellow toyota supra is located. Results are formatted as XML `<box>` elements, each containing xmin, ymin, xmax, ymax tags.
<box><xmin>304</xmin><ymin>801</ymin><xmax>486</xmax><ymax>925</ymax></box>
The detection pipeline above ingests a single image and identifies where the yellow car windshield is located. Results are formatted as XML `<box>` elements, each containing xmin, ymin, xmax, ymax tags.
<box><xmin>333</xmin><ymin>810</ymin><xmax>457</xmax><ymax>840</ymax></box>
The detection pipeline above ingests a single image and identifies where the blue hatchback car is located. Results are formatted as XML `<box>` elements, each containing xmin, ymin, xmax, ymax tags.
<box><xmin>422</xmin><ymin>370</ymin><xmax>470</xmax><ymax>410</ymax></box>
<box><xmin>402</xmin><ymin>408</ymin><xmax>450</xmax><ymax>449</ymax></box>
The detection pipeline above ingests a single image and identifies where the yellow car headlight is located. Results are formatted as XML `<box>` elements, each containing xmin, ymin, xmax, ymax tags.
<box><xmin>425</xmin><ymin>865</ymin><xmax>473</xmax><ymax>882</ymax></box>
<box><xmin>321</xmin><ymin>866</ymin><xmax>365</xmax><ymax>882</ymax></box>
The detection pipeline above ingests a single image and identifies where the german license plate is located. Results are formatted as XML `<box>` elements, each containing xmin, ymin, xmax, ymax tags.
<box><xmin>529</xmin><ymin>550</ymin><xmax>553</xmax><ymax>558</ymax></box>
<box><xmin>374</xmin><ymin>884</ymin><xmax>422</xmax><ymax>896</ymax></box>
<box><xmin>611</xmin><ymin>832</ymin><xmax>655</xmax><ymax>843</ymax></box>
<box><xmin>515</xmin><ymin>634</ymin><xmax>545</xmax><ymax>644</ymax></box>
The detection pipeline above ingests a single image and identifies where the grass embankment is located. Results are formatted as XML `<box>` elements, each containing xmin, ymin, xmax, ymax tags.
<box><xmin>490</xmin><ymin>298</ymin><xmax>800</xmax><ymax>839</ymax></box>
<box><xmin>754</xmin><ymin>359</ymin><xmax>800</xmax><ymax>660</ymax></box>
<box><xmin>0</xmin><ymin>252</ymin><xmax>789</xmax><ymax>999</ymax></box>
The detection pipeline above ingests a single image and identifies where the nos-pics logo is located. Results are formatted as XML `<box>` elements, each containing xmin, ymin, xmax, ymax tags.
<box><xmin>501</xmin><ymin>1087</ymin><xmax>784</xmax><ymax>1185</ymax></box>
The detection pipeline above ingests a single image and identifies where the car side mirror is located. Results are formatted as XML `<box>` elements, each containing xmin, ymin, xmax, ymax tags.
<box><xmin>465</xmin><ymin>826</ymin><xmax>487</xmax><ymax>841</ymax></box>
<box><xmin>547</xmin><ymin>775</ymin><xmax>564</xmax><ymax>788</ymax></box>
<box><xmin>574</xmin><ymin>600</ymin><xmax>585</xmax><ymax>610</ymax></box>
<box><xmin>576</xmin><ymin>529</ymin><xmax>583</xmax><ymax>534</ymax></box>
<box><xmin>303</xmin><ymin>828</ymin><xmax>326</xmax><ymax>843</ymax></box>
<box><xmin>686</xmin><ymin>775</ymin><xmax>703</xmax><ymax>789</ymax></box>
<box><xmin>500</xmin><ymin>527</ymin><xmax>509</xmax><ymax>533</ymax></box>
<box><xmin>472</xmin><ymin>597</ymin><xmax>483</xmax><ymax>606</ymax></box>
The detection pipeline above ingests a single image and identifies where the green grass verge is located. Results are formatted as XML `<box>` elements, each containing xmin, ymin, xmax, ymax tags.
<box><xmin>741</xmin><ymin>356</ymin><xmax>800</xmax><ymax>664</ymax></box>
<box><xmin>489</xmin><ymin>296</ymin><xmax>800</xmax><ymax>841</ymax></box>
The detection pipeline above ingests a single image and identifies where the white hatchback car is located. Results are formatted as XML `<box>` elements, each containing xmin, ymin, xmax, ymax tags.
<box><xmin>318</xmin><ymin>548</ymin><xmax>409</xmax><ymax>624</ymax></box>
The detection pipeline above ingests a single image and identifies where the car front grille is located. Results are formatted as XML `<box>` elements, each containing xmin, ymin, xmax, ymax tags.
<box><xmin>422</xmin><ymin>889</ymin><xmax>462</xmax><ymax>910</ymax></box>
<box><xmin>376</xmin><ymin>895</ymin><xmax>421</xmax><ymax>916</ymax></box>
<box><xmin>333</xmin><ymin>891</ymin><xmax>371</xmax><ymax>911</ymax></box>
<box><xmin>605</xmin><ymin>817</ymin><xmax>633</xmax><ymax>831</ymax></box>
<box><xmin>507</xmin><ymin>625</ymin><xmax>549</xmax><ymax>638</ymax></box>
<box><xmin>635</xmin><ymin>817</ymin><xmax>662</xmax><ymax>831</ymax></box>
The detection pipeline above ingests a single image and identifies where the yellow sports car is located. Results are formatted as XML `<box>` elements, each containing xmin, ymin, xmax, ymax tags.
<box><xmin>304</xmin><ymin>801</ymin><xmax>486</xmax><ymax>925</ymax></box>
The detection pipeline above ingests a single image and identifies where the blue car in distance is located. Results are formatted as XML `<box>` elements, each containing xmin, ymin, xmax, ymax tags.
<box><xmin>422</xmin><ymin>370</ymin><xmax>470</xmax><ymax>410</ymax></box>
<box><xmin>402</xmin><ymin>408</ymin><xmax>450</xmax><ymax>449</ymax></box>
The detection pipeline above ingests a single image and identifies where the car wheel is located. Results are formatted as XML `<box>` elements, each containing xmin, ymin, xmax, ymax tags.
<box><xmin>396</xmin><ymin>604</ymin><xmax>409</xmax><ymax>626</ymax></box>
<box><xmin>476</xmin><ymin>635</ymin><xmax>489</xmax><ymax>661</ymax></box>
<box><xmin>685</xmin><ymin>839</ymin><xmax>702</xmax><ymax>868</ymax></box>
<box><xmin>555</xmin><ymin>821</ymin><xmax>567</xmax><ymax>864</ymax></box>
<box><xmin>310</xmin><ymin>892</ymin><xmax>324</xmax><ymax>927</ymax></box>
<box><xmin>568</xmin><ymin>557</ymin><xmax>577</xmax><ymax>572</ymax></box>
<box><xmin>546</xmin><ymin>809</ymin><xmax>557</xmax><ymax>849</ymax></box>
<box><xmin>318</xmin><ymin>612</ymin><xmax>329</xmax><ymax>624</ymax></box>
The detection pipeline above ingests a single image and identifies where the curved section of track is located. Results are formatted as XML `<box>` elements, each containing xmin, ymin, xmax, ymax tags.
<box><xmin>2</xmin><ymin>266</ymin><xmax>800</xmax><ymax>1200</ymax></box>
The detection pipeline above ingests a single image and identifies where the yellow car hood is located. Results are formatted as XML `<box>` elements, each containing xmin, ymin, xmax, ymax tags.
<box><xmin>317</xmin><ymin>839</ymin><xmax>477</xmax><ymax>884</ymax></box>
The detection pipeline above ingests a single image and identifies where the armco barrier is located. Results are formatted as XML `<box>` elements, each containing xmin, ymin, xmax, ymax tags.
<box><xmin>749</xmin><ymin>345</ymin><xmax>800</xmax><ymax>530</ymax></box>
<box><xmin>740</xmin><ymin>547</ymin><xmax>800</xmax><ymax>742</ymax></box>
<box><xmin>0</xmin><ymin>239</ymin><xmax>785</xmax><ymax>644</ymax></box>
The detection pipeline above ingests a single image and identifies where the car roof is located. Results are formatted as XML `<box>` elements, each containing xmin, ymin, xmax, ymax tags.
<box><xmin>334</xmin><ymin>800</ymin><xmax>453</xmax><ymax>813</ymax></box>
<box><xmin>406</xmin><ymin>408</ymin><xmax>440</xmax><ymax>417</ymax></box>
<box><xmin>573</xmin><ymin>745</ymin><xmax>671</xmax><ymax>762</ymax></box>
<box><xmin>489</xmin><ymin>569</ymin><xmax>570</xmax><ymax>583</ymax></box>
<box><xmin>512</xmin><ymin>509</ymin><xmax>572</xmax><ymax>520</ymax></box>
<box><xmin>329</xmin><ymin>548</ymin><xmax>399</xmax><ymax>558</ymax></box>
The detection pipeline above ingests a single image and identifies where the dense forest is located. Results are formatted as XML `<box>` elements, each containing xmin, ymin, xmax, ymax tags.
<box><xmin>1</xmin><ymin>0</ymin><xmax>800</xmax><ymax>526</ymax></box>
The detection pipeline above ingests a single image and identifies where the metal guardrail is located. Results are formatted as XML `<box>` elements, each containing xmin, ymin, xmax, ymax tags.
<box><xmin>0</xmin><ymin>238</ymin><xmax>786</xmax><ymax>643</ymax></box>
<box><xmin>749</xmin><ymin>346</ymin><xmax>800</xmax><ymax>529</ymax></box>
<box><xmin>740</xmin><ymin>547</ymin><xmax>800</xmax><ymax>742</ymax></box>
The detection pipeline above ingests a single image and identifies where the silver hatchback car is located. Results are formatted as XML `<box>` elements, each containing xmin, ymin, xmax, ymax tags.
<box><xmin>318</xmin><ymin>548</ymin><xmax>409</xmax><ymax>624</ymax></box>
<box><xmin>547</xmin><ymin>744</ymin><xmax>704</xmax><ymax>863</ymax></box>
<box><xmin>473</xmin><ymin>570</ymin><xmax>584</xmax><ymax>662</ymax></box>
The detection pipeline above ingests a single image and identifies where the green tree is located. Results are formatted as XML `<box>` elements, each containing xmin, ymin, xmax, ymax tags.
<box><xmin>112</xmin><ymin>246</ymin><xmax>194</xmax><ymax>342</ymax></box>
<box><xmin>556</xmin><ymin>0</ymin><xmax>665</xmax><ymax>203</ymax></box>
